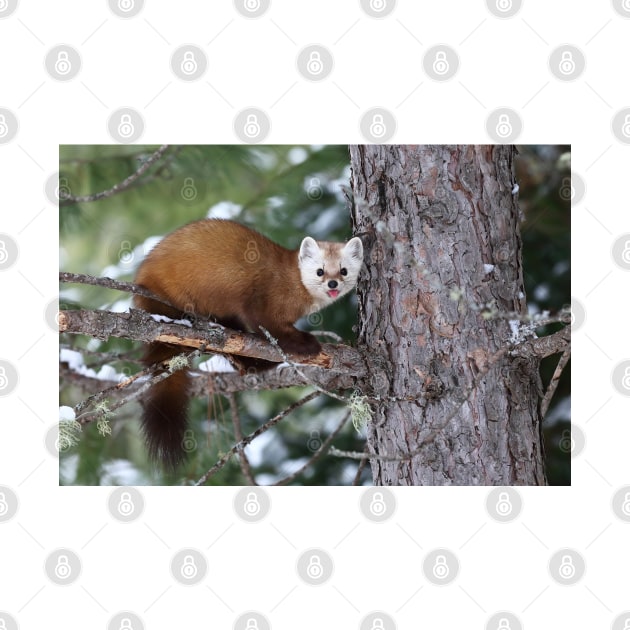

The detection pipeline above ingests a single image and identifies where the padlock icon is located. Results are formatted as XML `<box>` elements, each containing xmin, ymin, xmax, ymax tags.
<box><xmin>621</xmin><ymin>492</ymin><xmax>630</xmax><ymax>516</ymax></box>
<box><xmin>181</xmin><ymin>555</ymin><xmax>198</xmax><ymax>579</ymax></box>
<box><xmin>54</xmin><ymin>554</ymin><xmax>72</xmax><ymax>579</ymax></box>
<box><xmin>496</xmin><ymin>0</ymin><xmax>512</xmax><ymax>11</ymax></box>
<box><xmin>307</xmin><ymin>430</ymin><xmax>322</xmax><ymax>451</ymax></box>
<box><xmin>118</xmin><ymin>240</ymin><xmax>134</xmax><ymax>265</ymax></box>
<box><xmin>559</xmin><ymin>176</ymin><xmax>573</xmax><ymax>201</ymax></box>
<box><xmin>622</xmin><ymin>366</ymin><xmax>630</xmax><ymax>390</ymax></box>
<box><xmin>369</xmin><ymin>0</ymin><xmax>386</xmax><ymax>11</ymax></box>
<box><xmin>245</xmin><ymin>619</ymin><xmax>259</xmax><ymax>630</ymax></box>
<box><xmin>307</xmin><ymin>51</ymin><xmax>323</xmax><ymax>75</ymax></box>
<box><xmin>118</xmin><ymin>491</ymin><xmax>135</xmax><ymax>516</ymax></box>
<box><xmin>307</xmin><ymin>177</ymin><xmax>322</xmax><ymax>199</ymax></box>
<box><xmin>0</xmin><ymin>492</ymin><xmax>8</xmax><ymax>516</ymax></box>
<box><xmin>244</xmin><ymin>492</ymin><xmax>261</xmax><ymax>516</ymax></box>
<box><xmin>432</xmin><ymin>554</ymin><xmax>449</xmax><ymax>579</ymax></box>
<box><xmin>432</xmin><ymin>51</ymin><xmax>449</xmax><ymax>75</ymax></box>
<box><xmin>496</xmin><ymin>491</ymin><xmax>513</xmax><ymax>516</ymax></box>
<box><xmin>0</xmin><ymin>114</ymin><xmax>8</xmax><ymax>138</ymax></box>
<box><xmin>244</xmin><ymin>114</ymin><xmax>261</xmax><ymax>137</ymax></box>
<box><xmin>306</xmin><ymin>554</ymin><xmax>323</xmax><ymax>579</ymax></box>
<box><xmin>622</xmin><ymin>114</ymin><xmax>630</xmax><ymax>138</ymax></box>
<box><xmin>558</xmin><ymin>51</ymin><xmax>575</xmax><ymax>75</ymax></box>
<box><xmin>0</xmin><ymin>241</ymin><xmax>8</xmax><ymax>265</ymax></box>
<box><xmin>0</xmin><ymin>366</ymin><xmax>8</xmax><ymax>389</ymax></box>
<box><xmin>558</xmin><ymin>428</ymin><xmax>573</xmax><ymax>453</ymax></box>
<box><xmin>371</xmin><ymin>618</ymin><xmax>385</xmax><ymax>630</ymax></box>
<box><xmin>495</xmin><ymin>114</ymin><xmax>512</xmax><ymax>138</ymax></box>
<box><xmin>558</xmin><ymin>554</ymin><xmax>575</xmax><ymax>579</ymax></box>
<box><xmin>497</xmin><ymin>618</ymin><xmax>511</xmax><ymax>630</ymax></box>
<box><xmin>181</xmin><ymin>51</ymin><xmax>198</xmax><ymax>75</ymax></box>
<box><xmin>181</xmin><ymin>429</ymin><xmax>197</xmax><ymax>452</ymax></box>
<box><xmin>118</xmin><ymin>0</ymin><xmax>134</xmax><ymax>11</ymax></box>
<box><xmin>181</xmin><ymin>177</ymin><xmax>197</xmax><ymax>201</ymax></box>
<box><xmin>55</xmin><ymin>50</ymin><xmax>72</xmax><ymax>75</ymax></box>
<box><xmin>119</xmin><ymin>618</ymin><xmax>133</xmax><ymax>630</ymax></box>
<box><xmin>369</xmin><ymin>492</ymin><xmax>387</xmax><ymax>516</ymax></box>
<box><xmin>117</xmin><ymin>114</ymin><xmax>134</xmax><ymax>138</ymax></box>
<box><xmin>244</xmin><ymin>0</ymin><xmax>261</xmax><ymax>10</ymax></box>
<box><xmin>369</xmin><ymin>114</ymin><xmax>386</xmax><ymax>138</ymax></box>
<box><xmin>57</xmin><ymin>176</ymin><xmax>72</xmax><ymax>201</ymax></box>
<box><xmin>621</xmin><ymin>241</ymin><xmax>630</xmax><ymax>264</ymax></box>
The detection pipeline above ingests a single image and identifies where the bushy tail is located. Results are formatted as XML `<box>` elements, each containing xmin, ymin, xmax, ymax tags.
<box><xmin>140</xmin><ymin>342</ymin><xmax>191</xmax><ymax>469</ymax></box>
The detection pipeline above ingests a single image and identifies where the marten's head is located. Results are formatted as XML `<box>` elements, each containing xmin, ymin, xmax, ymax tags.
<box><xmin>298</xmin><ymin>236</ymin><xmax>363</xmax><ymax>310</ymax></box>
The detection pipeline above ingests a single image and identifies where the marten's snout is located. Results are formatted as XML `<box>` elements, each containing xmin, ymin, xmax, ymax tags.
<box><xmin>326</xmin><ymin>279</ymin><xmax>340</xmax><ymax>298</ymax></box>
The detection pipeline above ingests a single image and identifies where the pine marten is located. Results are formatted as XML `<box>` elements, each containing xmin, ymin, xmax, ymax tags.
<box><xmin>133</xmin><ymin>219</ymin><xmax>363</xmax><ymax>468</ymax></box>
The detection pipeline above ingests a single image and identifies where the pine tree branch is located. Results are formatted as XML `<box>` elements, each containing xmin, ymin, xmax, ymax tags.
<box><xmin>59</xmin><ymin>144</ymin><xmax>171</xmax><ymax>206</ymax></box>
<box><xmin>59</xmin><ymin>272</ymin><xmax>177</xmax><ymax>310</ymax></box>
<box><xmin>58</xmin><ymin>308</ymin><xmax>366</xmax><ymax>374</ymax></box>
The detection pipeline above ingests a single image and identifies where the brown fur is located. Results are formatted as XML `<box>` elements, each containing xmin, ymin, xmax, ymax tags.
<box><xmin>133</xmin><ymin>219</ymin><xmax>325</xmax><ymax>468</ymax></box>
<box><xmin>135</xmin><ymin>220</ymin><xmax>321</xmax><ymax>354</ymax></box>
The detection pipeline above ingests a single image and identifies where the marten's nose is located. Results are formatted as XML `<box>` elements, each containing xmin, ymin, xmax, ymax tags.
<box><xmin>328</xmin><ymin>280</ymin><xmax>338</xmax><ymax>289</ymax></box>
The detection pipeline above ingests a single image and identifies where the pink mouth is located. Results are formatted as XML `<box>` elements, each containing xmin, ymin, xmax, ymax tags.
<box><xmin>327</xmin><ymin>289</ymin><xmax>340</xmax><ymax>298</ymax></box>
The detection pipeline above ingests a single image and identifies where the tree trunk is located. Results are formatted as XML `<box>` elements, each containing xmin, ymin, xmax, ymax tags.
<box><xmin>349</xmin><ymin>145</ymin><xmax>546</xmax><ymax>486</ymax></box>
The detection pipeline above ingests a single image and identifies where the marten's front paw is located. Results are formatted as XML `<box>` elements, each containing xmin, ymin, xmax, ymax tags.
<box><xmin>280</xmin><ymin>332</ymin><xmax>321</xmax><ymax>356</ymax></box>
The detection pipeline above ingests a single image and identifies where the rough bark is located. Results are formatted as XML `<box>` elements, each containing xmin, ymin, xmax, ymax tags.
<box><xmin>349</xmin><ymin>145</ymin><xmax>547</xmax><ymax>486</ymax></box>
<box><xmin>58</xmin><ymin>309</ymin><xmax>365</xmax><ymax>381</ymax></box>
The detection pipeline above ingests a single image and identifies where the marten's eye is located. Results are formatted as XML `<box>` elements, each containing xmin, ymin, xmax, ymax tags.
<box><xmin>317</xmin><ymin>268</ymin><xmax>324</xmax><ymax>277</ymax></box>
<box><xmin>340</xmin><ymin>268</ymin><xmax>348</xmax><ymax>276</ymax></box>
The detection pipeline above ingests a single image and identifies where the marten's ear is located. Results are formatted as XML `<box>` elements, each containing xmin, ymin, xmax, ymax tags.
<box><xmin>299</xmin><ymin>236</ymin><xmax>321</xmax><ymax>262</ymax></box>
<box><xmin>343</xmin><ymin>237</ymin><xmax>363</xmax><ymax>262</ymax></box>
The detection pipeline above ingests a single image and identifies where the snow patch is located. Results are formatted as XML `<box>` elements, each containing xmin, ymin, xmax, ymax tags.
<box><xmin>207</xmin><ymin>201</ymin><xmax>242</xmax><ymax>220</ymax></box>
<box><xmin>198</xmin><ymin>355</ymin><xmax>236</xmax><ymax>373</ymax></box>
<box><xmin>508</xmin><ymin>319</ymin><xmax>521</xmax><ymax>344</ymax></box>
<box><xmin>59</xmin><ymin>406</ymin><xmax>76</xmax><ymax>421</ymax></box>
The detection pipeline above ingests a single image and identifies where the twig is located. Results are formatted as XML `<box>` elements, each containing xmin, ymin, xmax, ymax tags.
<box><xmin>194</xmin><ymin>391</ymin><xmax>321</xmax><ymax>486</ymax></box>
<box><xmin>59</xmin><ymin>272</ymin><xmax>178</xmax><ymax>311</ymax></box>
<box><xmin>311</xmin><ymin>330</ymin><xmax>343</xmax><ymax>343</ymax></box>
<box><xmin>273</xmin><ymin>411</ymin><xmax>351</xmax><ymax>486</ymax></box>
<box><xmin>228</xmin><ymin>392</ymin><xmax>257</xmax><ymax>485</ymax></box>
<box><xmin>540</xmin><ymin>343</ymin><xmax>571</xmax><ymax>419</ymax></box>
<box><xmin>59</xmin><ymin>144</ymin><xmax>170</xmax><ymax>206</ymax></box>
<box><xmin>74</xmin><ymin>345</ymin><xmax>205</xmax><ymax>425</ymax></box>
<box><xmin>351</xmin><ymin>445</ymin><xmax>370</xmax><ymax>485</ymax></box>
<box><xmin>259</xmin><ymin>327</ymin><xmax>348</xmax><ymax>402</ymax></box>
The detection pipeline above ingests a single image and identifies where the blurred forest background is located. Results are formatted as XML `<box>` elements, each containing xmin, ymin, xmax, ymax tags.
<box><xmin>59</xmin><ymin>144</ymin><xmax>571</xmax><ymax>486</ymax></box>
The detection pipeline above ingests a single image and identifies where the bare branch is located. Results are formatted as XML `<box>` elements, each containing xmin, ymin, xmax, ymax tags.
<box><xmin>512</xmin><ymin>325</ymin><xmax>570</xmax><ymax>359</ymax></box>
<box><xmin>59</xmin><ymin>144</ymin><xmax>171</xmax><ymax>206</ymax></box>
<box><xmin>228</xmin><ymin>392</ymin><xmax>257</xmax><ymax>485</ymax></box>
<box><xmin>59</xmin><ymin>308</ymin><xmax>366</xmax><ymax>374</ymax></box>
<box><xmin>194</xmin><ymin>391</ymin><xmax>321</xmax><ymax>486</ymax></box>
<box><xmin>260</xmin><ymin>326</ymin><xmax>350</xmax><ymax>402</ymax></box>
<box><xmin>351</xmin><ymin>445</ymin><xmax>370</xmax><ymax>485</ymax></box>
<box><xmin>272</xmin><ymin>411</ymin><xmax>351</xmax><ymax>486</ymax></box>
<box><xmin>75</xmin><ymin>346</ymin><xmax>204</xmax><ymax>425</ymax></box>
<box><xmin>541</xmin><ymin>344</ymin><xmax>571</xmax><ymax>419</ymax></box>
<box><xmin>59</xmin><ymin>272</ymin><xmax>177</xmax><ymax>311</ymax></box>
